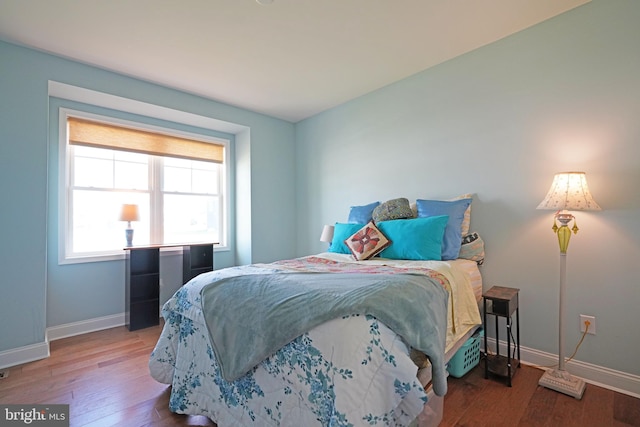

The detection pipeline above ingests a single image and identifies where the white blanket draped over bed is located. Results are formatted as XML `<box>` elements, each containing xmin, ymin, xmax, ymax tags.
<box><xmin>149</xmin><ymin>253</ymin><xmax>481</xmax><ymax>426</ymax></box>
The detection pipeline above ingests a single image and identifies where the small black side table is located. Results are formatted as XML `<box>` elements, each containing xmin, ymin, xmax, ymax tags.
<box><xmin>483</xmin><ymin>286</ymin><xmax>520</xmax><ymax>386</ymax></box>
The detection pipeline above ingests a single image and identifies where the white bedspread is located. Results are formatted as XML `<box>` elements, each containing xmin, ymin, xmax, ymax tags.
<box><xmin>149</xmin><ymin>254</ymin><xmax>481</xmax><ymax>426</ymax></box>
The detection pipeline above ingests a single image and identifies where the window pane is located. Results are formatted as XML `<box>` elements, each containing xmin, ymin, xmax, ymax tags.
<box><xmin>164</xmin><ymin>157</ymin><xmax>191</xmax><ymax>168</ymax></box>
<box><xmin>164</xmin><ymin>166</ymin><xmax>191</xmax><ymax>192</ymax></box>
<box><xmin>192</xmin><ymin>169</ymin><xmax>218</xmax><ymax>194</ymax></box>
<box><xmin>74</xmin><ymin>157</ymin><xmax>113</xmax><ymax>188</ymax></box>
<box><xmin>163</xmin><ymin>160</ymin><xmax>219</xmax><ymax>194</ymax></box>
<box><xmin>115</xmin><ymin>161</ymin><xmax>148</xmax><ymax>190</ymax></box>
<box><xmin>192</xmin><ymin>159</ymin><xmax>217</xmax><ymax>171</ymax></box>
<box><xmin>114</xmin><ymin>150</ymin><xmax>148</xmax><ymax>163</ymax></box>
<box><xmin>74</xmin><ymin>145</ymin><xmax>113</xmax><ymax>159</ymax></box>
<box><xmin>163</xmin><ymin>194</ymin><xmax>219</xmax><ymax>244</ymax></box>
<box><xmin>72</xmin><ymin>190</ymin><xmax>150</xmax><ymax>252</ymax></box>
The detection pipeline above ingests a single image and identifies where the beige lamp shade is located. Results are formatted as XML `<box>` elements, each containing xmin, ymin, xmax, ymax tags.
<box><xmin>537</xmin><ymin>172</ymin><xmax>601</xmax><ymax>211</ymax></box>
<box><xmin>119</xmin><ymin>204</ymin><xmax>140</xmax><ymax>222</ymax></box>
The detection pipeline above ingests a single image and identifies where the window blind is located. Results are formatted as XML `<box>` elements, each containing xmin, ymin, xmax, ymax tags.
<box><xmin>67</xmin><ymin>117</ymin><xmax>224</xmax><ymax>163</ymax></box>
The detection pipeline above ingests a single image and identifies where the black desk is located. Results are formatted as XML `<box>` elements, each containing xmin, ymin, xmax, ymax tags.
<box><xmin>124</xmin><ymin>243</ymin><xmax>215</xmax><ymax>331</ymax></box>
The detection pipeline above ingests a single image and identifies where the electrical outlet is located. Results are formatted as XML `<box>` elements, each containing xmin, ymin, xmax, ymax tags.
<box><xmin>580</xmin><ymin>315</ymin><xmax>596</xmax><ymax>335</ymax></box>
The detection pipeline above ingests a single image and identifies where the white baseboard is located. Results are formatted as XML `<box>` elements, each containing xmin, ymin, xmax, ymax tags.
<box><xmin>0</xmin><ymin>341</ymin><xmax>50</xmax><ymax>370</ymax></box>
<box><xmin>0</xmin><ymin>313</ymin><xmax>125</xmax><ymax>370</ymax></box>
<box><xmin>484</xmin><ymin>337</ymin><xmax>640</xmax><ymax>399</ymax></box>
<box><xmin>46</xmin><ymin>313</ymin><xmax>126</xmax><ymax>341</ymax></box>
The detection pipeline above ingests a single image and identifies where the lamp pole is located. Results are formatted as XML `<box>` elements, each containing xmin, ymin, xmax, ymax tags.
<box><xmin>538</xmin><ymin>211</ymin><xmax>586</xmax><ymax>399</ymax></box>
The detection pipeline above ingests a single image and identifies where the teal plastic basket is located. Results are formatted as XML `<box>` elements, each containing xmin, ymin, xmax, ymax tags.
<box><xmin>447</xmin><ymin>329</ymin><xmax>483</xmax><ymax>378</ymax></box>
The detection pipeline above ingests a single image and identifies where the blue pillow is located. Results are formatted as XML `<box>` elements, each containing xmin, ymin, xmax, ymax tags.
<box><xmin>377</xmin><ymin>216</ymin><xmax>448</xmax><ymax>261</ymax></box>
<box><xmin>347</xmin><ymin>201</ymin><xmax>380</xmax><ymax>224</ymax></box>
<box><xmin>416</xmin><ymin>198</ymin><xmax>472</xmax><ymax>260</ymax></box>
<box><xmin>328</xmin><ymin>223</ymin><xmax>363</xmax><ymax>254</ymax></box>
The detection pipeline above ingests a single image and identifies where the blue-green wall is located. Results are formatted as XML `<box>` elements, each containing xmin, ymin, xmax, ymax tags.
<box><xmin>0</xmin><ymin>40</ymin><xmax>296</xmax><ymax>353</ymax></box>
<box><xmin>1</xmin><ymin>0</ymin><xmax>638</xmax><ymax>393</ymax></box>
<box><xmin>296</xmin><ymin>0</ymin><xmax>640</xmax><ymax>378</ymax></box>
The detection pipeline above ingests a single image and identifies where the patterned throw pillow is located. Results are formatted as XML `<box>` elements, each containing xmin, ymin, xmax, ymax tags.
<box><xmin>344</xmin><ymin>221</ymin><xmax>391</xmax><ymax>261</ymax></box>
<box><xmin>459</xmin><ymin>232</ymin><xmax>485</xmax><ymax>265</ymax></box>
<box><xmin>371</xmin><ymin>197</ymin><xmax>414</xmax><ymax>222</ymax></box>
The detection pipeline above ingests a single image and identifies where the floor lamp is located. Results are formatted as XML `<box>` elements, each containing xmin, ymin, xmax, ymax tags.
<box><xmin>536</xmin><ymin>172</ymin><xmax>601</xmax><ymax>399</ymax></box>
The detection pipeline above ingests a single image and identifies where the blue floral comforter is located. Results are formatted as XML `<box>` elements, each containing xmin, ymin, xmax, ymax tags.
<box><xmin>149</xmin><ymin>257</ymin><xmax>454</xmax><ymax>426</ymax></box>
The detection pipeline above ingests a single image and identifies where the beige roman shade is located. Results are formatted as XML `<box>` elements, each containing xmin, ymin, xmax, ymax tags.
<box><xmin>68</xmin><ymin>117</ymin><xmax>224</xmax><ymax>163</ymax></box>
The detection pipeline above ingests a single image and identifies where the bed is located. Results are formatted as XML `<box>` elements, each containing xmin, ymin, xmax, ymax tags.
<box><xmin>149</xmin><ymin>252</ymin><xmax>482</xmax><ymax>426</ymax></box>
<box><xmin>149</xmin><ymin>196</ymin><xmax>483</xmax><ymax>426</ymax></box>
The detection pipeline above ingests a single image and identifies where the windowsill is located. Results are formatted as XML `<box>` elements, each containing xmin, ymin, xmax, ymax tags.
<box><xmin>59</xmin><ymin>245</ymin><xmax>229</xmax><ymax>265</ymax></box>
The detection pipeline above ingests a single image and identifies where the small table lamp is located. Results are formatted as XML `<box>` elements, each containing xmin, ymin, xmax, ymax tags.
<box><xmin>119</xmin><ymin>204</ymin><xmax>140</xmax><ymax>247</ymax></box>
<box><xmin>320</xmin><ymin>224</ymin><xmax>335</xmax><ymax>245</ymax></box>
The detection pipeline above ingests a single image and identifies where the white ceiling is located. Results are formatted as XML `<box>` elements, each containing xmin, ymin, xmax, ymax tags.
<box><xmin>0</xmin><ymin>0</ymin><xmax>589</xmax><ymax>122</ymax></box>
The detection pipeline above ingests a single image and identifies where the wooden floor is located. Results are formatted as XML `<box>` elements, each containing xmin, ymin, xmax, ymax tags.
<box><xmin>0</xmin><ymin>325</ymin><xmax>638</xmax><ymax>427</ymax></box>
<box><xmin>442</xmin><ymin>362</ymin><xmax>640</xmax><ymax>427</ymax></box>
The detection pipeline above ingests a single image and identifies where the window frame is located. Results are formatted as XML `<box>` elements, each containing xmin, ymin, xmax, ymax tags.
<box><xmin>58</xmin><ymin>107</ymin><xmax>231</xmax><ymax>264</ymax></box>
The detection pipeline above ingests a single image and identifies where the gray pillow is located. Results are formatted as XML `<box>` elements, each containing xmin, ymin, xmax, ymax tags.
<box><xmin>372</xmin><ymin>197</ymin><xmax>414</xmax><ymax>222</ymax></box>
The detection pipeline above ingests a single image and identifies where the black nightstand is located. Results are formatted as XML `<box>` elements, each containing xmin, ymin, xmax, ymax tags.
<box><xmin>483</xmin><ymin>286</ymin><xmax>520</xmax><ymax>386</ymax></box>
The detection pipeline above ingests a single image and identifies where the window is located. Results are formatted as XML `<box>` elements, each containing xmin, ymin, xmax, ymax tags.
<box><xmin>61</xmin><ymin>110</ymin><xmax>229</xmax><ymax>261</ymax></box>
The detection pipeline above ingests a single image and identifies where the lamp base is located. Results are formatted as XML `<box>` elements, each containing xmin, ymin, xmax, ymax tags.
<box><xmin>538</xmin><ymin>368</ymin><xmax>586</xmax><ymax>399</ymax></box>
<box><xmin>125</xmin><ymin>228</ymin><xmax>134</xmax><ymax>247</ymax></box>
